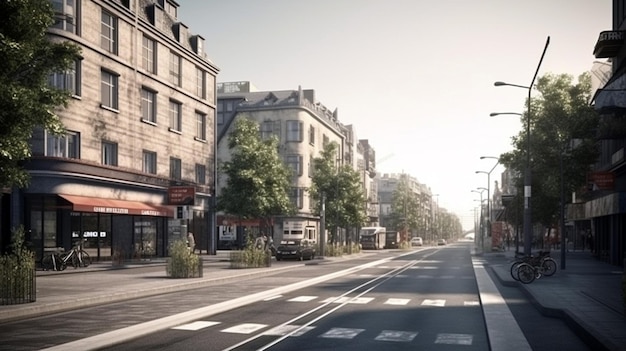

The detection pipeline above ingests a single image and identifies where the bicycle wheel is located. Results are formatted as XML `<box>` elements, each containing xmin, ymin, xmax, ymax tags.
<box><xmin>517</xmin><ymin>263</ymin><xmax>536</xmax><ymax>284</ymax></box>
<box><xmin>541</xmin><ymin>258</ymin><xmax>557</xmax><ymax>276</ymax></box>
<box><xmin>78</xmin><ymin>250</ymin><xmax>91</xmax><ymax>267</ymax></box>
<box><xmin>510</xmin><ymin>261</ymin><xmax>523</xmax><ymax>281</ymax></box>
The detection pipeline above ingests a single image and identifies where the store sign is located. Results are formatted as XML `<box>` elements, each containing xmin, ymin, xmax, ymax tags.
<box><xmin>168</xmin><ymin>186</ymin><xmax>195</xmax><ymax>205</ymax></box>
<box><xmin>588</xmin><ymin>171</ymin><xmax>615</xmax><ymax>191</ymax></box>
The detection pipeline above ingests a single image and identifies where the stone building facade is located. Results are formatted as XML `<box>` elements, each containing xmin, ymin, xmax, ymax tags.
<box><xmin>1</xmin><ymin>0</ymin><xmax>218</xmax><ymax>261</ymax></box>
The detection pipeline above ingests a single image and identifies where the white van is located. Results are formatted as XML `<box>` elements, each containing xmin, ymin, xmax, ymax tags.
<box><xmin>410</xmin><ymin>237</ymin><xmax>423</xmax><ymax>246</ymax></box>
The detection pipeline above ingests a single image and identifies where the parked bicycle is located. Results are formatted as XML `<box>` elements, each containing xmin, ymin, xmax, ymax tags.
<box><xmin>42</xmin><ymin>243</ymin><xmax>91</xmax><ymax>271</ymax></box>
<box><xmin>510</xmin><ymin>250</ymin><xmax>557</xmax><ymax>284</ymax></box>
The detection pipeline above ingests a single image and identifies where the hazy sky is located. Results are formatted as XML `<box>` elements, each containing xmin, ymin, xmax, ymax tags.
<box><xmin>178</xmin><ymin>0</ymin><xmax>611</xmax><ymax>230</ymax></box>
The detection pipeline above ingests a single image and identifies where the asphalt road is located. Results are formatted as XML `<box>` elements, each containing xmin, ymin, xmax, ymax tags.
<box><xmin>0</xmin><ymin>243</ymin><xmax>594</xmax><ymax>351</ymax></box>
<box><xmin>101</xmin><ymin>246</ymin><xmax>490</xmax><ymax>350</ymax></box>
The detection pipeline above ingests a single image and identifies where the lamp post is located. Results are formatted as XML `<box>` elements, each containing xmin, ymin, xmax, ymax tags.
<box><xmin>493</xmin><ymin>36</ymin><xmax>550</xmax><ymax>256</ymax></box>
<box><xmin>472</xmin><ymin>188</ymin><xmax>487</xmax><ymax>254</ymax></box>
<box><xmin>477</xmin><ymin>156</ymin><xmax>500</xmax><ymax>249</ymax></box>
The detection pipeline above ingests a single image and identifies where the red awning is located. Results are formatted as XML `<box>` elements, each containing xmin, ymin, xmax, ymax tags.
<box><xmin>59</xmin><ymin>194</ymin><xmax>173</xmax><ymax>217</ymax></box>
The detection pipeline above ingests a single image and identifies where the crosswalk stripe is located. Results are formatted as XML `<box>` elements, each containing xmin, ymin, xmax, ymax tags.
<box><xmin>422</xmin><ymin>299</ymin><xmax>446</xmax><ymax>307</ymax></box>
<box><xmin>287</xmin><ymin>295</ymin><xmax>317</xmax><ymax>302</ymax></box>
<box><xmin>263</xmin><ymin>325</ymin><xmax>315</xmax><ymax>337</ymax></box>
<box><xmin>375</xmin><ymin>330</ymin><xmax>418</xmax><ymax>342</ymax></box>
<box><xmin>221</xmin><ymin>323</ymin><xmax>267</xmax><ymax>334</ymax></box>
<box><xmin>319</xmin><ymin>327</ymin><xmax>365</xmax><ymax>339</ymax></box>
<box><xmin>385</xmin><ymin>298</ymin><xmax>410</xmax><ymax>305</ymax></box>
<box><xmin>172</xmin><ymin>321</ymin><xmax>220</xmax><ymax>331</ymax></box>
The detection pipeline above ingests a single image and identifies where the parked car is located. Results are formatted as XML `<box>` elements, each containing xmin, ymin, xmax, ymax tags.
<box><xmin>410</xmin><ymin>237</ymin><xmax>423</xmax><ymax>246</ymax></box>
<box><xmin>437</xmin><ymin>239</ymin><xmax>447</xmax><ymax>246</ymax></box>
<box><xmin>275</xmin><ymin>239</ymin><xmax>316</xmax><ymax>261</ymax></box>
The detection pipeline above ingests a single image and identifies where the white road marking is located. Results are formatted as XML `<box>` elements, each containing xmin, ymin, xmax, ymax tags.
<box><xmin>421</xmin><ymin>299</ymin><xmax>446</xmax><ymax>307</ymax></box>
<box><xmin>385</xmin><ymin>298</ymin><xmax>410</xmax><ymax>305</ymax></box>
<box><xmin>435</xmin><ymin>333</ymin><xmax>474</xmax><ymax>345</ymax></box>
<box><xmin>221</xmin><ymin>323</ymin><xmax>267</xmax><ymax>334</ymax></box>
<box><xmin>349</xmin><ymin>297</ymin><xmax>374</xmax><ymax>304</ymax></box>
<box><xmin>172</xmin><ymin>321</ymin><xmax>220</xmax><ymax>331</ymax></box>
<box><xmin>262</xmin><ymin>325</ymin><xmax>315</xmax><ymax>337</ymax></box>
<box><xmin>319</xmin><ymin>327</ymin><xmax>365</xmax><ymax>339</ymax></box>
<box><xmin>288</xmin><ymin>295</ymin><xmax>317</xmax><ymax>302</ymax></box>
<box><xmin>374</xmin><ymin>330</ymin><xmax>418</xmax><ymax>342</ymax></box>
<box><xmin>464</xmin><ymin>300</ymin><xmax>480</xmax><ymax>306</ymax></box>
<box><xmin>263</xmin><ymin>295</ymin><xmax>282</xmax><ymax>301</ymax></box>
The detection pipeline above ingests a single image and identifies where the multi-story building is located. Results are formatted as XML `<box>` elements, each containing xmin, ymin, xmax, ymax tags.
<box><xmin>377</xmin><ymin>173</ymin><xmax>436</xmax><ymax>243</ymax></box>
<box><xmin>579</xmin><ymin>0</ymin><xmax>626</xmax><ymax>265</ymax></box>
<box><xmin>357</xmin><ymin>139</ymin><xmax>379</xmax><ymax>226</ymax></box>
<box><xmin>216</xmin><ymin>82</ymin><xmax>363</xmax><ymax>246</ymax></box>
<box><xmin>1</xmin><ymin>0</ymin><xmax>219</xmax><ymax>261</ymax></box>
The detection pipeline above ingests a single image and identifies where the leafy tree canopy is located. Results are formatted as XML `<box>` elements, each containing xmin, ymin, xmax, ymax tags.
<box><xmin>309</xmin><ymin>142</ymin><xmax>367</xmax><ymax>242</ymax></box>
<box><xmin>499</xmin><ymin>72</ymin><xmax>599</xmax><ymax>227</ymax></box>
<box><xmin>217</xmin><ymin>118</ymin><xmax>294</xmax><ymax>224</ymax></box>
<box><xmin>0</xmin><ymin>0</ymin><xmax>81</xmax><ymax>188</ymax></box>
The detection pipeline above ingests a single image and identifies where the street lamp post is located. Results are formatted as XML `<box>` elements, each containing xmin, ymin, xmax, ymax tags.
<box><xmin>476</xmin><ymin>156</ymin><xmax>500</xmax><ymax>250</ymax></box>
<box><xmin>493</xmin><ymin>36</ymin><xmax>550</xmax><ymax>256</ymax></box>
<box><xmin>471</xmin><ymin>188</ymin><xmax>487</xmax><ymax>254</ymax></box>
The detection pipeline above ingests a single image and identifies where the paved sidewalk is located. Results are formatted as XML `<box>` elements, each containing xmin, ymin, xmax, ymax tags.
<box><xmin>483</xmin><ymin>249</ymin><xmax>626</xmax><ymax>351</ymax></box>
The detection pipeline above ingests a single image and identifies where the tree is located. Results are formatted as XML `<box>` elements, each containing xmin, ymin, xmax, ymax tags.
<box><xmin>217</xmin><ymin>118</ymin><xmax>294</xmax><ymax>233</ymax></box>
<box><xmin>499</xmin><ymin>72</ymin><xmax>599</xmax><ymax>232</ymax></box>
<box><xmin>309</xmin><ymin>142</ymin><xmax>367</xmax><ymax>244</ymax></box>
<box><xmin>389</xmin><ymin>175</ymin><xmax>420</xmax><ymax>239</ymax></box>
<box><xmin>0</xmin><ymin>0</ymin><xmax>81</xmax><ymax>188</ymax></box>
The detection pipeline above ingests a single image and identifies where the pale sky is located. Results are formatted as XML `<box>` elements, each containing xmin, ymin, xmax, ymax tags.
<box><xmin>178</xmin><ymin>0</ymin><xmax>612</xmax><ymax>231</ymax></box>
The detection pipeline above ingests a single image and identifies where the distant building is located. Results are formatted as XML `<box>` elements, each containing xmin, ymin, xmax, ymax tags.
<box><xmin>216</xmin><ymin>82</ymin><xmax>378</xmax><ymax>246</ymax></box>
<box><xmin>0</xmin><ymin>0</ymin><xmax>219</xmax><ymax>261</ymax></box>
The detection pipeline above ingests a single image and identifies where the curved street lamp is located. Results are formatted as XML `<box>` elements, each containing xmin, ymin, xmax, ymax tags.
<box><xmin>493</xmin><ymin>36</ymin><xmax>550</xmax><ymax>256</ymax></box>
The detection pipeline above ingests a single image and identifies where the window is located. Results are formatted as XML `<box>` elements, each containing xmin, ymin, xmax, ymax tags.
<box><xmin>100</xmin><ymin>10</ymin><xmax>117</xmax><ymax>54</ymax></box>
<box><xmin>169</xmin><ymin>51</ymin><xmax>181</xmax><ymax>86</ymax></box>
<box><xmin>196</xmin><ymin>67</ymin><xmax>205</xmax><ymax>98</ymax></box>
<box><xmin>195</xmin><ymin>164</ymin><xmax>206</xmax><ymax>184</ymax></box>
<box><xmin>195</xmin><ymin>111</ymin><xmax>206</xmax><ymax>140</ymax></box>
<box><xmin>169</xmin><ymin>100</ymin><xmax>182</xmax><ymax>131</ymax></box>
<box><xmin>170</xmin><ymin>157</ymin><xmax>181</xmax><ymax>180</ymax></box>
<box><xmin>141</xmin><ymin>88</ymin><xmax>157</xmax><ymax>123</ymax></box>
<box><xmin>285</xmin><ymin>155</ymin><xmax>303</xmax><ymax>176</ymax></box>
<box><xmin>260</xmin><ymin>120</ymin><xmax>280</xmax><ymax>141</ymax></box>
<box><xmin>102</xmin><ymin>141</ymin><xmax>118</xmax><ymax>166</ymax></box>
<box><xmin>49</xmin><ymin>60</ymin><xmax>80</xmax><ymax>96</ymax></box>
<box><xmin>309</xmin><ymin>125</ymin><xmax>315</xmax><ymax>145</ymax></box>
<box><xmin>45</xmin><ymin>130</ymin><xmax>79</xmax><ymax>158</ymax></box>
<box><xmin>51</xmin><ymin>0</ymin><xmax>76</xmax><ymax>34</ymax></box>
<box><xmin>142</xmin><ymin>35</ymin><xmax>156</xmax><ymax>73</ymax></box>
<box><xmin>286</xmin><ymin>120</ymin><xmax>303</xmax><ymax>142</ymax></box>
<box><xmin>309</xmin><ymin>154</ymin><xmax>314</xmax><ymax>177</ymax></box>
<box><xmin>143</xmin><ymin>150</ymin><xmax>157</xmax><ymax>174</ymax></box>
<box><xmin>101</xmin><ymin>70</ymin><xmax>118</xmax><ymax>110</ymax></box>
<box><xmin>289</xmin><ymin>187</ymin><xmax>304</xmax><ymax>209</ymax></box>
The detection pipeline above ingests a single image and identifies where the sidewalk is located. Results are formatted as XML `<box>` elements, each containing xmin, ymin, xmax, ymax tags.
<box><xmin>0</xmin><ymin>251</ymin><xmax>303</xmax><ymax>323</ymax></box>
<box><xmin>482</xmin><ymin>248</ymin><xmax>626</xmax><ymax>351</ymax></box>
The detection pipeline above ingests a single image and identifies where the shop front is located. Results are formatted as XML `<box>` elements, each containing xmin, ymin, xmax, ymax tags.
<box><xmin>25</xmin><ymin>194</ymin><xmax>173</xmax><ymax>263</ymax></box>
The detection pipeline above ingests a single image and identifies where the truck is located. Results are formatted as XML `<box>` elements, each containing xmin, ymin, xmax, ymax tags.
<box><xmin>359</xmin><ymin>226</ymin><xmax>386</xmax><ymax>250</ymax></box>
<box><xmin>384</xmin><ymin>231</ymin><xmax>401</xmax><ymax>249</ymax></box>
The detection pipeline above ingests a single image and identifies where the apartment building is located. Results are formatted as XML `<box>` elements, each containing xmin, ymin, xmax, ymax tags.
<box><xmin>2</xmin><ymin>0</ymin><xmax>218</xmax><ymax>261</ymax></box>
<box><xmin>216</xmin><ymin>82</ymin><xmax>354</xmax><ymax>246</ymax></box>
<box><xmin>377</xmin><ymin>173</ymin><xmax>436</xmax><ymax>243</ymax></box>
<box><xmin>581</xmin><ymin>0</ymin><xmax>626</xmax><ymax>265</ymax></box>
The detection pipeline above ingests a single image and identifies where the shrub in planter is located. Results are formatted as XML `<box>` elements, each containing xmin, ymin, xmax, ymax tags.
<box><xmin>0</xmin><ymin>227</ymin><xmax>36</xmax><ymax>304</ymax></box>
<box><xmin>166</xmin><ymin>239</ymin><xmax>200</xmax><ymax>278</ymax></box>
<box><xmin>229</xmin><ymin>234</ymin><xmax>271</xmax><ymax>268</ymax></box>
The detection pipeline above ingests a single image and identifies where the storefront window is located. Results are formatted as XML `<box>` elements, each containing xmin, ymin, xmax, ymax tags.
<box><xmin>134</xmin><ymin>218</ymin><xmax>156</xmax><ymax>258</ymax></box>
